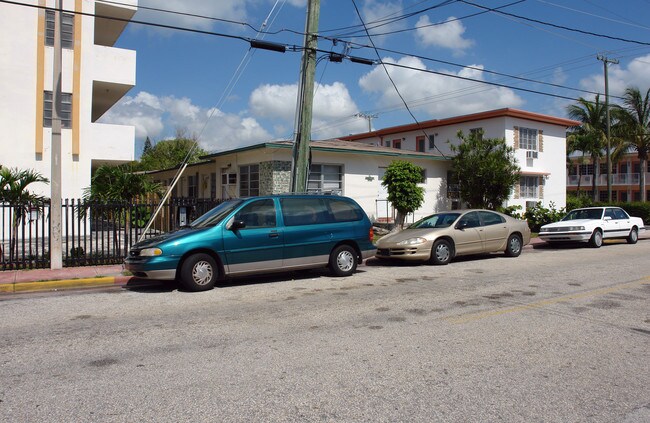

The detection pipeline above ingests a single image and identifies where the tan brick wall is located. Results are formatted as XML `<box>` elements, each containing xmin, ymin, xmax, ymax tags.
<box><xmin>513</xmin><ymin>126</ymin><xmax>519</xmax><ymax>149</ymax></box>
<box><xmin>538</xmin><ymin>130</ymin><xmax>544</xmax><ymax>152</ymax></box>
<box><xmin>539</xmin><ymin>176</ymin><xmax>544</xmax><ymax>199</ymax></box>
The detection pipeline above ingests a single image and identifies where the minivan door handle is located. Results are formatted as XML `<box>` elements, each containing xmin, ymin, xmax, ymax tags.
<box><xmin>269</xmin><ymin>232</ymin><xmax>279</xmax><ymax>238</ymax></box>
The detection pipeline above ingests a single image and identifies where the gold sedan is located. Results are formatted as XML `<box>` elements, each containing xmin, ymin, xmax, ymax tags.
<box><xmin>375</xmin><ymin>210</ymin><xmax>531</xmax><ymax>265</ymax></box>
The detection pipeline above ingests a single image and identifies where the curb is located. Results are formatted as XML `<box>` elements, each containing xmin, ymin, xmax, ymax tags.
<box><xmin>0</xmin><ymin>275</ymin><xmax>134</xmax><ymax>294</ymax></box>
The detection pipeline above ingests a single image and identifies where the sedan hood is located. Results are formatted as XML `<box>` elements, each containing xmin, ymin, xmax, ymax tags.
<box><xmin>378</xmin><ymin>228</ymin><xmax>441</xmax><ymax>244</ymax></box>
<box><xmin>541</xmin><ymin>219</ymin><xmax>594</xmax><ymax>229</ymax></box>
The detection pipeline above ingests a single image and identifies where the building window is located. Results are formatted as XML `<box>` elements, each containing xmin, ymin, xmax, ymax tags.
<box><xmin>447</xmin><ymin>171</ymin><xmax>460</xmax><ymax>200</ymax></box>
<box><xmin>239</xmin><ymin>164</ymin><xmax>259</xmax><ymax>197</ymax></box>
<box><xmin>600</xmin><ymin>190</ymin><xmax>618</xmax><ymax>202</ymax></box>
<box><xmin>43</xmin><ymin>91</ymin><xmax>72</xmax><ymax>128</ymax></box>
<box><xmin>210</xmin><ymin>172</ymin><xmax>217</xmax><ymax>199</ymax></box>
<box><xmin>45</xmin><ymin>10</ymin><xmax>74</xmax><ymax>49</ymax></box>
<box><xmin>392</xmin><ymin>139</ymin><xmax>401</xmax><ymax>149</ymax></box>
<box><xmin>428</xmin><ymin>134</ymin><xmax>435</xmax><ymax>149</ymax></box>
<box><xmin>188</xmin><ymin>174</ymin><xmax>198</xmax><ymax>198</ymax></box>
<box><xmin>470</xmin><ymin>128</ymin><xmax>483</xmax><ymax>140</ymax></box>
<box><xmin>519</xmin><ymin>128</ymin><xmax>538</xmax><ymax>151</ymax></box>
<box><xmin>416</xmin><ymin>136</ymin><xmax>425</xmax><ymax>152</ymax></box>
<box><xmin>520</xmin><ymin>176</ymin><xmax>538</xmax><ymax>198</ymax></box>
<box><xmin>308</xmin><ymin>164</ymin><xmax>342</xmax><ymax>193</ymax></box>
<box><xmin>579</xmin><ymin>164</ymin><xmax>594</xmax><ymax>175</ymax></box>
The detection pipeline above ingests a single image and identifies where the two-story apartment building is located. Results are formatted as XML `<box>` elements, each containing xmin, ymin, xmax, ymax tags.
<box><xmin>341</xmin><ymin>108</ymin><xmax>579</xmax><ymax>211</ymax></box>
<box><xmin>0</xmin><ymin>0</ymin><xmax>137</xmax><ymax>199</ymax></box>
<box><xmin>567</xmin><ymin>152</ymin><xmax>650</xmax><ymax>202</ymax></box>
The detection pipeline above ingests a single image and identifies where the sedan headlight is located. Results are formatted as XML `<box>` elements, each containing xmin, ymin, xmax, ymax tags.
<box><xmin>397</xmin><ymin>237</ymin><xmax>427</xmax><ymax>246</ymax></box>
<box><xmin>570</xmin><ymin>226</ymin><xmax>585</xmax><ymax>231</ymax></box>
<box><xmin>140</xmin><ymin>247</ymin><xmax>163</xmax><ymax>256</ymax></box>
<box><xmin>539</xmin><ymin>228</ymin><xmax>549</xmax><ymax>233</ymax></box>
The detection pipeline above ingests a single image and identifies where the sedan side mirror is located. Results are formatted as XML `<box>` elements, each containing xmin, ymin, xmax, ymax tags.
<box><xmin>456</xmin><ymin>221</ymin><xmax>468</xmax><ymax>230</ymax></box>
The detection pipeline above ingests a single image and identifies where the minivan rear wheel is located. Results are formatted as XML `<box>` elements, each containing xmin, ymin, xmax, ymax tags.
<box><xmin>180</xmin><ymin>253</ymin><xmax>218</xmax><ymax>291</ymax></box>
<box><xmin>329</xmin><ymin>245</ymin><xmax>358</xmax><ymax>277</ymax></box>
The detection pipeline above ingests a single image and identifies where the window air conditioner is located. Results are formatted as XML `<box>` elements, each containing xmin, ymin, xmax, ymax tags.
<box><xmin>526</xmin><ymin>150</ymin><xmax>538</xmax><ymax>159</ymax></box>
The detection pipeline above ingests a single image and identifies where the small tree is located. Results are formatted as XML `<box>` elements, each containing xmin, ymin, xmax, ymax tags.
<box><xmin>450</xmin><ymin>130</ymin><xmax>520</xmax><ymax>209</ymax></box>
<box><xmin>0</xmin><ymin>167</ymin><xmax>49</xmax><ymax>261</ymax></box>
<box><xmin>138</xmin><ymin>131</ymin><xmax>208</xmax><ymax>171</ymax></box>
<box><xmin>381</xmin><ymin>160</ymin><xmax>425</xmax><ymax>229</ymax></box>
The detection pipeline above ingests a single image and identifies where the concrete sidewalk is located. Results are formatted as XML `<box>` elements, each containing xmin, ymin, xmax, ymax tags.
<box><xmin>0</xmin><ymin>263</ymin><xmax>133</xmax><ymax>294</ymax></box>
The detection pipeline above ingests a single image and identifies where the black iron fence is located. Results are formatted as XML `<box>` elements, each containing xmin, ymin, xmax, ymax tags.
<box><xmin>0</xmin><ymin>198</ymin><xmax>222</xmax><ymax>270</ymax></box>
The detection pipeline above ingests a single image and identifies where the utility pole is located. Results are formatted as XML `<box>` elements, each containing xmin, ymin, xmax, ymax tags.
<box><xmin>597</xmin><ymin>54</ymin><xmax>619</xmax><ymax>203</ymax></box>
<box><xmin>355</xmin><ymin>112</ymin><xmax>378</xmax><ymax>132</ymax></box>
<box><xmin>291</xmin><ymin>0</ymin><xmax>320</xmax><ymax>193</ymax></box>
<box><xmin>50</xmin><ymin>0</ymin><xmax>63</xmax><ymax>269</ymax></box>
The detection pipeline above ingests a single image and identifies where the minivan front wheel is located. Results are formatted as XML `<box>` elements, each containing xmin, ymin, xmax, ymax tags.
<box><xmin>329</xmin><ymin>245</ymin><xmax>358</xmax><ymax>277</ymax></box>
<box><xmin>180</xmin><ymin>253</ymin><xmax>218</xmax><ymax>291</ymax></box>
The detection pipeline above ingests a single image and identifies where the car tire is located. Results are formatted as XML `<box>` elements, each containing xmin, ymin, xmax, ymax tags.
<box><xmin>429</xmin><ymin>239</ymin><xmax>452</xmax><ymax>265</ymax></box>
<box><xmin>329</xmin><ymin>245</ymin><xmax>358</xmax><ymax>277</ymax></box>
<box><xmin>504</xmin><ymin>234</ymin><xmax>523</xmax><ymax>257</ymax></box>
<box><xmin>627</xmin><ymin>227</ymin><xmax>638</xmax><ymax>244</ymax></box>
<box><xmin>589</xmin><ymin>229</ymin><xmax>603</xmax><ymax>248</ymax></box>
<box><xmin>180</xmin><ymin>253</ymin><xmax>218</xmax><ymax>291</ymax></box>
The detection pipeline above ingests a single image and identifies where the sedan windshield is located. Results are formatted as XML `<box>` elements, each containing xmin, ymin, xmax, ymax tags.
<box><xmin>410</xmin><ymin>212</ymin><xmax>461</xmax><ymax>229</ymax></box>
<box><xmin>562</xmin><ymin>208</ymin><xmax>603</xmax><ymax>221</ymax></box>
<box><xmin>190</xmin><ymin>199</ymin><xmax>243</xmax><ymax>229</ymax></box>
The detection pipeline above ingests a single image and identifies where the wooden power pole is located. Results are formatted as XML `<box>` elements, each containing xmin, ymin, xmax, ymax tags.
<box><xmin>597</xmin><ymin>54</ymin><xmax>619</xmax><ymax>203</ymax></box>
<box><xmin>291</xmin><ymin>0</ymin><xmax>320</xmax><ymax>193</ymax></box>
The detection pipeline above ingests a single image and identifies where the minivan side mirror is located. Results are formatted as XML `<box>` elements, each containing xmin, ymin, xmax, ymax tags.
<box><xmin>230</xmin><ymin>220</ymin><xmax>246</xmax><ymax>230</ymax></box>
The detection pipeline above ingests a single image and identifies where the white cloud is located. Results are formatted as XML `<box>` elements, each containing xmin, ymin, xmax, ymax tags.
<box><xmin>359</xmin><ymin>56</ymin><xmax>523</xmax><ymax>117</ymax></box>
<box><xmin>249</xmin><ymin>81</ymin><xmax>367</xmax><ymax>138</ymax></box>
<box><xmin>136</xmin><ymin>0</ymin><xmax>248</xmax><ymax>31</ymax></box>
<box><xmin>580</xmin><ymin>54</ymin><xmax>650</xmax><ymax>101</ymax></box>
<box><xmin>361</xmin><ymin>0</ymin><xmax>406</xmax><ymax>41</ymax></box>
<box><xmin>415</xmin><ymin>16</ymin><xmax>474</xmax><ymax>53</ymax></box>
<box><xmin>99</xmin><ymin>92</ymin><xmax>271</xmax><ymax>152</ymax></box>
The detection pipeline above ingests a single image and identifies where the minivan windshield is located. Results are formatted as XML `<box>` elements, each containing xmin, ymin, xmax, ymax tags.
<box><xmin>190</xmin><ymin>199</ymin><xmax>244</xmax><ymax>229</ymax></box>
<box><xmin>409</xmin><ymin>212</ymin><xmax>461</xmax><ymax>229</ymax></box>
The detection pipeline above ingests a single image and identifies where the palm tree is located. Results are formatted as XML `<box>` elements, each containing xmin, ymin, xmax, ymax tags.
<box><xmin>613</xmin><ymin>87</ymin><xmax>650</xmax><ymax>202</ymax></box>
<box><xmin>0</xmin><ymin>167</ymin><xmax>49</xmax><ymax>262</ymax></box>
<box><xmin>566</xmin><ymin>96</ymin><xmax>607</xmax><ymax>201</ymax></box>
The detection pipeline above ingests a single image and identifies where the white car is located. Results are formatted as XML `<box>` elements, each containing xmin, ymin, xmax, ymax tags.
<box><xmin>539</xmin><ymin>206</ymin><xmax>645</xmax><ymax>248</ymax></box>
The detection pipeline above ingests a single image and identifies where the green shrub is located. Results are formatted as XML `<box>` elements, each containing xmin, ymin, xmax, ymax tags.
<box><xmin>523</xmin><ymin>202</ymin><xmax>566</xmax><ymax>232</ymax></box>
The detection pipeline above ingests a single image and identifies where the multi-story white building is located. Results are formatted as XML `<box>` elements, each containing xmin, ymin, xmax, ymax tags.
<box><xmin>341</xmin><ymin>108</ymin><xmax>579</xmax><ymax>211</ymax></box>
<box><xmin>0</xmin><ymin>0</ymin><xmax>137</xmax><ymax>199</ymax></box>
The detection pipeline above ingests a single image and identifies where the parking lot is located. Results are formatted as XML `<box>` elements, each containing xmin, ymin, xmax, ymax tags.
<box><xmin>1</xmin><ymin>241</ymin><xmax>649</xmax><ymax>422</ymax></box>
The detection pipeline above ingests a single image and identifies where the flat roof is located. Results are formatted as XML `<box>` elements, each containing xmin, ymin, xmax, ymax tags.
<box><xmin>340</xmin><ymin>108</ymin><xmax>581</xmax><ymax>141</ymax></box>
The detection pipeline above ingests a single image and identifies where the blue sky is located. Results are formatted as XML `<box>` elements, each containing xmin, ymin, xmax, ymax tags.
<box><xmin>99</xmin><ymin>0</ymin><xmax>650</xmax><ymax>157</ymax></box>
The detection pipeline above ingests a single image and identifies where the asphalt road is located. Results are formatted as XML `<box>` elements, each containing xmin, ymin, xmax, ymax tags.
<box><xmin>1</xmin><ymin>241</ymin><xmax>649</xmax><ymax>422</ymax></box>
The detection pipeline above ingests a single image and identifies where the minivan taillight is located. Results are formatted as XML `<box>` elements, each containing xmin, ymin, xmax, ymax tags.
<box><xmin>369</xmin><ymin>227</ymin><xmax>374</xmax><ymax>242</ymax></box>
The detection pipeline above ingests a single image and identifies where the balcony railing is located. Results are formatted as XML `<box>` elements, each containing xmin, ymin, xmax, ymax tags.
<box><xmin>567</xmin><ymin>173</ymin><xmax>650</xmax><ymax>187</ymax></box>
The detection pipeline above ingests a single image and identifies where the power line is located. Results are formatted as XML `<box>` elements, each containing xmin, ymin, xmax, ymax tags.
<box><xmin>459</xmin><ymin>0</ymin><xmax>650</xmax><ymax>46</ymax></box>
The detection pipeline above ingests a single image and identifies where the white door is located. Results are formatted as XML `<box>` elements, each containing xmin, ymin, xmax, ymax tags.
<box><xmin>377</xmin><ymin>167</ymin><xmax>391</xmax><ymax>222</ymax></box>
<box><xmin>221</xmin><ymin>169</ymin><xmax>237</xmax><ymax>199</ymax></box>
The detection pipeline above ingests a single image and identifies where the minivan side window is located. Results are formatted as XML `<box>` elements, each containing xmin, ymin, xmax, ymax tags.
<box><xmin>281</xmin><ymin>198</ymin><xmax>331</xmax><ymax>226</ymax></box>
<box><xmin>326</xmin><ymin>198</ymin><xmax>363</xmax><ymax>222</ymax></box>
<box><xmin>234</xmin><ymin>199</ymin><xmax>276</xmax><ymax>228</ymax></box>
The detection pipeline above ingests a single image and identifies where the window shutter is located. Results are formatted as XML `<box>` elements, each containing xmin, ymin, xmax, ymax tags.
<box><xmin>538</xmin><ymin>130</ymin><xmax>544</xmax><ymax>152</ymax></box>
<box><xmin>539</xmin><ymin>176</ymin><xmax>544</xmax><ymax>199</ymax></box>
<box><xmin>513</xmin><ymin>127</ymin><xmax>519</xmax><ymax>149</ymax></box>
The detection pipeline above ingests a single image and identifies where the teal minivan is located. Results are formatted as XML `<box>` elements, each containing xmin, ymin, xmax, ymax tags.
<box><xmin>124</xmin><ymin>194</ymin><xmax>376</xmax><ymax>291</ymax></box>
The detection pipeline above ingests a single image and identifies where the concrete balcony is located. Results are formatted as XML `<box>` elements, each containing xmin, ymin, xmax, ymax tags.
<box><xmin>89</xmin><ymin>122</ymin><xmax>135</xmax><ymax>170</ymax></box>
<box><xmin>91</xmin><ymin>45</ymin><xmax>136</xmax><ymax>121</ymax></box>
<box><xmin>94</xmin><ymin>0</ymin><xmax>137</xmax><ymax>47</ymax></box>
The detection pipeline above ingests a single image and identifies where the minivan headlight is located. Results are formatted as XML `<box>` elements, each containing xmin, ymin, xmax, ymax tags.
<box><xmin>397</xmin><ymin>237</ymin><xmax>427</xmax><ymax>246</ymax></box>
<box><xmin>140</xmin><ymin>247</ymin><xmax>163</xmax><ymax>256</ymax></box>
